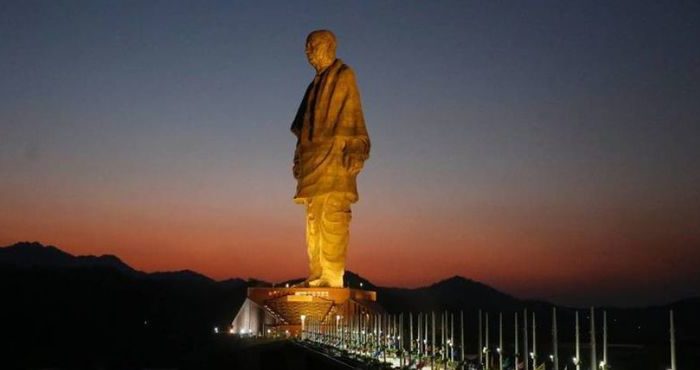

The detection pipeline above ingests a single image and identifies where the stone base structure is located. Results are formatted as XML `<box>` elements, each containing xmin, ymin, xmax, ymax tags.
<box><xmin>231</xmin><ymin>287</ymin><xmax>382</xmax><ymax>336</ymax></box>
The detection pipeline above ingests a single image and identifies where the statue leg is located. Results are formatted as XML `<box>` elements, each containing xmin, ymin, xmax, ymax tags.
<box><xmin>318</xmin><ymin>192</ymin><xmax>351</xmax><ymax>288</ymax></box>
<box><xmin>305</xmin><ymin>196</ymin><xmax>322</xmax><ymax>283</ymax></box>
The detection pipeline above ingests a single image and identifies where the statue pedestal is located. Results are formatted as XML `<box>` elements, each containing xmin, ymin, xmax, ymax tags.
<box><xmin>231</xmin><ymin>286</ymin><xmax>381</xmax><ymax>336</ymax></box>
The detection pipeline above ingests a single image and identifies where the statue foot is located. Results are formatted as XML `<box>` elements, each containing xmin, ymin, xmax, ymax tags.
<box><xmin>307</xmin><ymin>278</ymin><xmax>330</xmax><ymax>287</ymax></box>
<box><xmin>294</xmin><ymin>274</ymin><xmax>322</xmax><ymax>287</ymax></box>
<box><xmin>292</xmin><ymin>281</ymin><xmax>308</xmax><ymax>288</ymax></box>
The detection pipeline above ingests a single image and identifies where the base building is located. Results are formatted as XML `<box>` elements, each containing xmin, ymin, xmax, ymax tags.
<box><xmin>231</xmin><ymin>287</ymin><xmax>382</xmax><ymax>336</ymax></box>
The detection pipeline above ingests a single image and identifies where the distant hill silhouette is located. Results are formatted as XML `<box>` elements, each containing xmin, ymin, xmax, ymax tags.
<box><xmin>0</xmin><ymin>241</ymin><xmax>138</xmax><ymax>275</ymax></box>
<box><xmin>0</xmin><ymin>242</ymin><xmax>527</xmax><ymax>312</ymax></box>
<box><xmin>3</xmin><ymin>241</ymin><xmax>699</xmax><ymax>313</ymax></box>
<box><xmin>149</xmin><ymin>269</ymin><xmax>215</xmax><ymax>283</ymax></box>
<box><xmin>376</xmin><ymin>275</ymin><xmax>521</xmax><ymax>313</ymax></box>
<box><xmin>0</xmin><ymin>242</ymin><xmax>222</xmax><ymax>283</ymax></box>
<box><xmin>1</xmin><ymin>241</ymin><xmax>699</xmax><ymax>369</ymax></box>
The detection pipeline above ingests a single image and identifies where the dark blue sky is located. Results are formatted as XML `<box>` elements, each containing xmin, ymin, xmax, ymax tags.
<box><xmin>1</xmin><ymin>1</ymin><xmax>699</xmax><ymax>306</ymax></box>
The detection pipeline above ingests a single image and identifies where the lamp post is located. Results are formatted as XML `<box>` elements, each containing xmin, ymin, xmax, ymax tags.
<box><xmin>603</xmin><ymin>311</ymin><xmax>607</xmax><ymax>370</ymax></box>
<box><xmin>432</xmin><ymin>311</ymin><xmax>436</xmax><ymax>370</ymax></box>
<box><xmin>460</xmin><ymin>310</ymin><xmax>465</xmax><ymax>367</ymax></box>
<box><xmin>552</xmin><ymin>307</ymin><xmax>559</xmax><ymax>370</ymax></box>
<box><xmin>575</xmin><ymin>311</ymin><xmax>580</xmax><ymax>370</ymax></box>
<box><xmin>443</xmin><ymin>312</ymin><xmax>447</xmax><ymax>362</ymax></box>
<box><xmin>301</xmin><ymin>315</ymin><xmax>306</xmax><ymax>340</ymax></box>
<box><xmin>670</xmin><ymin>310</ymin><xmax>676</xmax><ymax>370</ymax></box>
<box><xmin>532</xmin><ymin>312</ymin><xmax>536</xmax><ymax>370</ymax></box>
<box><xmin>400</xmin><ymin>313</ymin><xmax>404</xmax><ymax>368</ymax></box>
<box><xmin>451</xmin><ymin>313</ymin><xmax>455</xmax><ymax>364</ymax></box>
<box><xmin>418</xmin><ymin>313</ymin><xmax>422</xmax><ymax>356</ymax></box>
<box><xmin>410</xmin><ymin>312</ymin><xmax>414</xmax><ymax>358</ymax></box>
<box><xmin>425</xmin><ymin>312</ymin><xmax>429</xmax><ymax>357</ymax></box>
<box><xmin>515</xmin><ymin>312</ymin><xmax>519</xmax><ymax>370</ymax></box>
<box><xmin>486</xmin><ymin>312</ymin><xmax>490</xmax><ymax>370</ymax></box>
<box><xmin>479</xmin><ymin>310</ymin><xmax>483</xmax><ymax>367</ymax></box>
<box><xmin>524</xmin><ymin>309</ymin><xmax>529</xmax><ymax>370</ymax></box>
<box><xmin>590</xmin><ymin>308</ymin><xmax>596</xmax><ymax>370</ymax></box>
<box><xmin>499</xmin><ymin>312</ymin><xmax>503</xmax><ymax>370</ymax></box>
<box><xmin>336</xmin><ymin>315</ymin><xmax>341</xmax><ymax>344</ymax></box>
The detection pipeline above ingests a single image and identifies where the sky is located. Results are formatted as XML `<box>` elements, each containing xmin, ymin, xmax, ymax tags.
<box><xmin>1</xmin><ymin>0</ymin><xmax>699</xmax><ymax>307</ymax></box>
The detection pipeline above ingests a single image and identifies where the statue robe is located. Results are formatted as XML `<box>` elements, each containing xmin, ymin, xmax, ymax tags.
<box><xmin>291</xmin><ymin>58</ymin><xmax>370</xmax><ymax>203</ymax></box>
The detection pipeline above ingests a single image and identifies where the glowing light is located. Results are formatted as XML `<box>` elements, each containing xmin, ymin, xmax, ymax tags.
<box><xmin>213</xmin><ymin>326</ymin><xmax>219</xmax><ymax>334</ymax></box>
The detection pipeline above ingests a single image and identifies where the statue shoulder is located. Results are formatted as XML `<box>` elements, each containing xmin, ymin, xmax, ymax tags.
<box><xmin>337</xmin><ymin>63</ymin><xmax>356</xmax><ymax>79</ymax></box>
<box><xmin>336</xmin><ymin>63</ymin><xmax>359</xmax><ymax>88</ymax></box>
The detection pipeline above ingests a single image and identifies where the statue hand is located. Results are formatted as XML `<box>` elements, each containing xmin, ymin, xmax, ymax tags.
<box><xmin>343</xmin><ymin>152</ymin><xmax>364</xmax><ymax>175</ymax></box>
<box><xmin>349</xmin><ymin>158</ymin><xmax>363</xmax><ymax>175</ymax></box>
<box><xmin>293</xmin><ymin>150</ymin><xmax>301</xmax><ymax>179</ymax></box>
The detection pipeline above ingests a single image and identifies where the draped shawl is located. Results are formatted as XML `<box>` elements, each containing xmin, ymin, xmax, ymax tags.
<box><xmin>291</xmin><ymin>59</ymin><xmax>370</xmax><ymax>203</ymax></box>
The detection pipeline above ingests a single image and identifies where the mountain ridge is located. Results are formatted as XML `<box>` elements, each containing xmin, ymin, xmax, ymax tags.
<box><xmin>2</xmin><ymin>240</ymin><xmax>699</xmax><ymax>370</ymax></box>
<box><xmin>2</xmin><ymin>241</ymin><xmax>698</xmax><ymax>310</ymax></box>
<box><xmin>0</xmin><ymin>241</ymin><xmax>505</xmax><ymax>295</ymax></box>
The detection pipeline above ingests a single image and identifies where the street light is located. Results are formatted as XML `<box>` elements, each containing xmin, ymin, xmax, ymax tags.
<box><xmin>301</xmin><ymin>315</ymin><xmax>307</xmax><ymax>340</ymax></box>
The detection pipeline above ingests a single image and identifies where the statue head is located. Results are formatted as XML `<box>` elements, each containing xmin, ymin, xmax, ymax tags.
<box><xmin>305</xmin><ymin>30</ymin><xmax>336</xmax><ymax>73</ymax></box>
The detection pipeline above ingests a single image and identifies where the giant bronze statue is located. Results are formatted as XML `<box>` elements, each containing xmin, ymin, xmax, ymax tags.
<box><xmin>291</xmin><ymin>30</ymin><xmax>370</xmax><ymax>288</ymax></box>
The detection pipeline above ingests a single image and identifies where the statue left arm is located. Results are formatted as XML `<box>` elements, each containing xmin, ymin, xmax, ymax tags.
<box><xmin>343</xmin><ymin>137</ymin><xmax>369</xmax><ymax>175</ymax></box>
<box><xmin>337</xmin><ymin>67</ymin><xmax>370</xmax><ymax>175</ymax></box>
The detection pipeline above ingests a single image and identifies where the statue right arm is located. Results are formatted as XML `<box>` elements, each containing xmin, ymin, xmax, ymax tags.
<box><xmin>290</xmin><ymin>82</ymin><xmax>313</xmax><ymax>137</ymax></box>
<box><xmin>293</xmin><ymin>145</ymin><xmax>301</xmax><ymax>179</ymax></box>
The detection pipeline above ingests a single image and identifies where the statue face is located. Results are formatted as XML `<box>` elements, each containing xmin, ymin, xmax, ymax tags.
<box><xmin>305</xmin><ymin>36</ymin><xmax>334</xmax><ymax>72</ymax></box>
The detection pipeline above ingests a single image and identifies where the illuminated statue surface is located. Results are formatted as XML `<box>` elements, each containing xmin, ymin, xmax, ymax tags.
<box><xmin>291</xmin><ymin>30</ymin><xmax>370</xmax><ymax>288</ymax></box>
